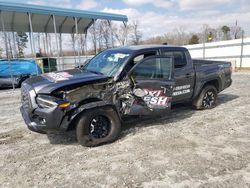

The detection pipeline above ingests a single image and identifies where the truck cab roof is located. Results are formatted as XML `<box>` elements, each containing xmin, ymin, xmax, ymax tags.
<box><xmin>112</xmin><ymin>45</ymin><xmax>188</xmax><ymax>53</ymax></box>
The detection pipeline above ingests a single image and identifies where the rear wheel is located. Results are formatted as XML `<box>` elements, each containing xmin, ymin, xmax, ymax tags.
<box><xmin>193</xmin><ymin>85</ymin><xmax>217</xmax><ymax>110</ymax></box>
<box><xmin>76</xmin><ymin>107</ymin><xmax>121</xmax><ymax>147</ymax></box>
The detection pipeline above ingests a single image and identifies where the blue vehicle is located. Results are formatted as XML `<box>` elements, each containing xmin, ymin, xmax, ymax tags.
<box><xmin>0</xmin><ymin>59</ymin><xmax>42</xmax><ymax>88</ymax></box>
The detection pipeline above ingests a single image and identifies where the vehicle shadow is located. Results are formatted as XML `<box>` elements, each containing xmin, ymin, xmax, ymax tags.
<box><xmin>47</xmin><ymin>130</ymin><xmax>78</xmax><ymax>145</ymax></box>
<box><xmin>46</xmin><ymin>104</ymin><xmax>194</xmax><ymax>145</ymax></box>
<box><xmin>120</xmin><ymin>93</ymin><xmax>239</xmax><ymax>139</ymax></box>
<box><xmin>120</xmin><ymin>103</ymin><xmax>194</xmax><ymax>139</ymax></box>
<box><xmin>217</xmin><ymin>93</ymin><xmax>239</xmax><ymax>106</ymax></box>
<box><xmin>46</xmin><ymin>93</ymin><xmax>239</xmax><ymax>145</ymax></box>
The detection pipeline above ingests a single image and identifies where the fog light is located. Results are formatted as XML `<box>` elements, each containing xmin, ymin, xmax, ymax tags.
<box><xmin>39</xmin><ymin>117</ymin><xmax>46</xmax><ymax>125</ymax></box>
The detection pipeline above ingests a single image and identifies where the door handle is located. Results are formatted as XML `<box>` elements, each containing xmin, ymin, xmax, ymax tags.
<box><xmin>185</xmin><ymin>73</ymin><xmax>192</xmax><ymax>78</ymax></box>
<box><xmin>161</xmin><ymin>86</ymin><xmax>172</xmax><ymax>93</ymax></box>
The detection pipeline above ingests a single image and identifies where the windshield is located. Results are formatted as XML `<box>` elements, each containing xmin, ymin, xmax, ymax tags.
<box><xmin>85</xmin><ymin>50</ymin><xmax>131</xmax><ymax>76</ymax></box>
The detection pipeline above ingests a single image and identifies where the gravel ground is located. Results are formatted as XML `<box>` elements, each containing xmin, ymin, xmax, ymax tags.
<box><xmin>0</xmin><ymin>72</ymin><xmax>250</xmax><ymax>188</ymax></box>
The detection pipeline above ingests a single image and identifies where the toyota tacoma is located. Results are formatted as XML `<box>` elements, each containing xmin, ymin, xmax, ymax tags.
<box><xmin>20</xmin><ymin>45</ymin><xmax>232</xmax><ymax>146</ymax></box>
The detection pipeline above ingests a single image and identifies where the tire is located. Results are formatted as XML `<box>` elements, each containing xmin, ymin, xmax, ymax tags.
<box><xmin>76</xmin><ymin>107</ymin><xmax>121</xmax><ymax>147</ymax></box>
<box><xmin>192</xmin><ymin>85</ymin><xmax>218</xmax><ymax>110</ymax></box>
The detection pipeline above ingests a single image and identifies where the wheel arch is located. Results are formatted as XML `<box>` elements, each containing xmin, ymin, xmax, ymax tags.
<box><xmin>66</xmin><ymin>99</ymin><xmax>120</xmax><ymax>131</ymax></box>
<box><xmin>192</xmin><ymin>83</ymin><xmax>218</xmax><ymax>110</ymax></box>
<box><xmin>203</xmin><ymin>79</ymin><xmax>220</xmax><ymax>92</ymax></box>
<box><xmin>194</xmin><ymin>78</ymin><xmax>221</xmax><ymax>99</ymax></box>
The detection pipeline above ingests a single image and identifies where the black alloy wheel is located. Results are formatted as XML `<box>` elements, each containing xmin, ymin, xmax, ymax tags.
<box><xmin>192</xmin><ymin>85</ymin><xmax>218</xmax><ymax>110</ymax></box>
<box><xmin>89</xmin><ymin>115</ymin><xmax>111</xmax><ymax>139</ymax></box>
<box><xmin>202</xmin><ymin>90</ymin><xmax>216</xmax><ymax>108</ymax></box>
<box><xmin>76</xmin><ymin>107</ymin><xmax>121</xmax><ymax>147</ymax></box>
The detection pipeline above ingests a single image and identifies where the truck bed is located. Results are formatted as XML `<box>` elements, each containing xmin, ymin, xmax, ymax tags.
<box><xmin>192</xmin><ymin>59</ymin><xmax>232</xmax><ymax>96</ymax></box>
<box><xmin>193</xmin><ymin>59</ymin><xmax>231</xmax><ymax>66</ymax></box>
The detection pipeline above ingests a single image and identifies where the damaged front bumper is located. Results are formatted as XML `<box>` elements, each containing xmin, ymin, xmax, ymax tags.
<box><xmin>20</xmin><ymin>105</ymin><xmax>70</xmax><ymax>134</ymax></box>
<box><xmin>20</xmin><ymin>106</ymin><xmax>47</xmax><ymax>133</ymax></box>
<box><xmin>20</xmin><ymin>82</ymin><xmax>73</xmax><ymax>134</ymax></box>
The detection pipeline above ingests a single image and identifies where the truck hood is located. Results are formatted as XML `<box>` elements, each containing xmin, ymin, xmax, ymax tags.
<box><xmin>25</xmin><ymin>69</ymin><xmax>111</xmax><ymax>94</ymax></box>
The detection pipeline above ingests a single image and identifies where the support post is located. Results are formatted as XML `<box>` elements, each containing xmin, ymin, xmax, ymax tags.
<box><xmin>45</xmin><ymin>34</ymin><xmax>51</xmax><ymax>72</ymax></box>
<box><xmin>59</xmin><ymin>33</ymin><xmax>64</xmax><ymax>70</ymax></box>
<box><xmin>1</xmin><ymin>11</ymin><xmax>15</xmax><ymax>90</ymax></box>
<box><xmin>52</xmin><ymin>15</ymin><xmax>60</xmax><ymax>70</ymax></box>
<box><xmin>28</xmin><ymin>12</ymin><xmax>39</xmax><ymax>75</ymax></box>
<box><xmin>12</xmin><ymin>32</ymin><xmax>18</xmax><ymax>58</ymax></box>
<box><xmin>48</xmin><ymin>34</ymin><xmax>53</xmax><ymax>56</ymax></box>
<box><xmin>75</xmin><ymin>17</ymin><xmax>81</xmax><ymax>67</ymax></box>
<box><xmin>29</xmin><ymin>32</ymin><xmax>34</xmax><ymax>55</ymax></box>
<box><xmin>108</xmin><ymin>20</ymin><xmax>114</xmax><ymax>47</ymax></box>
<box><xmin>123</xmin><ymin>21</ymin><xmax>128</xmax><ymax>46</ymax></box>
<box><xmin>84</xmin><ymin>31</ymin><xmax>88</xmax><ymax>56</ymax></box>
<box><xmin>93</xmin><ymin>19</ymin><xmax>97</xmax><ymax>55</ymax></box>
<box><xmin>80</xmin><ymin>34</ymin><xmax>84</xmax><ymax>56</ymax></box>
<box><xmin>7</xmin><ymin>33</ymin><xmax>13</xmax><ymax>58</ymax></box>
<box><xmin>42</xmin><ymin>33</ymin><xmax>46</xmax><ymax>56</ymax></box>
<box><xmin>240</xmin><ymin>30</ymin><xmax>244</xmax><ymax>69</ymax></box>
<box><xmin>37</xmin><ymin>32</ymin><xmax>40</xmax><ymax>53</ymax></box>
<box><xmin>45</xmin><ymin>32</ymin><xmax>49</xmax><ymax>56</ymax></box>
<box><xmin>203</xmin><ymin>31</ymin><xmax>205</xmax><ymax>59</ymax></box>
<box><xmin>71</xmin><ymin>33</ymin><xmax>77</xmax><ymax>67</ymax></box>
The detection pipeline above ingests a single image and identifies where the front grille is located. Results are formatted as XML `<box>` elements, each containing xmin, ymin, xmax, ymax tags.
<box><xmin>21</xmin><ymin>86</ymin><xmax>31</xmax><ymax>112</ymax></box>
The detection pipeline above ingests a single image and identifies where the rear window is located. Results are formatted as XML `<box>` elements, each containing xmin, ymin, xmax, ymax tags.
<box><xmin>162</xmin><ymin>51</ymin><xmax>187</xmax><ymax>68</ymax></box>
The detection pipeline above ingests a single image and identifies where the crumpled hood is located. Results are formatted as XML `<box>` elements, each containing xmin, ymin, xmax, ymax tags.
<box><xmin>24</xmin><ymin>69</ymin><xmax>111</xmax><ymax>94</ymax></box>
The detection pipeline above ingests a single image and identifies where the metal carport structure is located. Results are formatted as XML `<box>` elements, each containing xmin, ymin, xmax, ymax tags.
<box><xmin>0</xmin><ymin>1</ymin><xmax>128</xmax><ymax>88</ymax></box>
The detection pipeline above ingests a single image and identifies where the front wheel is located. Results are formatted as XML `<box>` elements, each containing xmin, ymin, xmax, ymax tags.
<box><xmin>76</xmin><ymin>107</ymin><xmax>121</xmax><ymax>147</ymax></box>
<box><xmin>192</xmin><ymin>85</ymin><xmax>218</xmax><ymax>110</ymax></box>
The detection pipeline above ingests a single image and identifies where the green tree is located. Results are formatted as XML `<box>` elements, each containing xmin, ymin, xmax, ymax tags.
<box><xmin>16</xmin><ymin>32</ymin><xmax>28</xmax><ymax>57</ymax></box>
<box><xmin>189</xmin><ymin>34</ymin><xmax>199</xmax><ymax>44</ymax></box>
<box><xmin>221</xmin><ymin>25</ymin><xmax>231</xmax><ymax>40</ymax></box>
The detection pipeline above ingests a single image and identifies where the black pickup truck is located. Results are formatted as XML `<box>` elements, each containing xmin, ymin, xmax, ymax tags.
<box><xmin>20</xmin><ymin>45</ymin><xmax>232</xmax><ymax>146</ymax></box>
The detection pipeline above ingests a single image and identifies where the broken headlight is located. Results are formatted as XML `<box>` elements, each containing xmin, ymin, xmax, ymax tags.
<box><xmin>36</xmin><ymin>95</ymin><xmax>59</xmax><ymax>108</ymax></box>
<box><xmin>36</xmin><ymin>95</ymin><xmax>70</xmax><ymax>109</ymax></box>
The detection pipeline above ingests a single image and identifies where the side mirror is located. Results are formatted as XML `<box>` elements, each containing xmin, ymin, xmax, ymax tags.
<box><xmin>75</xmin><ymin>59</ymin><xmax>90</xmax><ymax>69</ymax></box>
<box><xmin>133</xmin><ymin>88</ymin><xmax>147</xmax><ymax>98</ymax></box>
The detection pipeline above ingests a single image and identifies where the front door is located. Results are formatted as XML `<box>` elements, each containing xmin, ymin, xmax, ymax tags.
<box><xmin>126</xmin><ymin>56</ymin><xmax>174</xmax><ymax>115</ymax></box>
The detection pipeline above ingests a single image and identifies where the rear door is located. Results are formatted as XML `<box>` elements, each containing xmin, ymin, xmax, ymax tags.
<box><xmin>127</xmin><ymin>56</ymin><xmax>174</xmax><ymax>115</ymax></box>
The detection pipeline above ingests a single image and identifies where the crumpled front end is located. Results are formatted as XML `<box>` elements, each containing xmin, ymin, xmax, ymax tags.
<box><xmin>20</xmin><ymin>82</ymin><xmax>69</xmax><ymax>133</ymax></box>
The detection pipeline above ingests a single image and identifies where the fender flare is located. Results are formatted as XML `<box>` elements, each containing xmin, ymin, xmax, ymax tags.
<box><xmin>193</xmin><ymin>77</ymin><xmax>222</xmax><ymax>99</ymax></box>
<box><xmin>64</xmin><ymin>101</ymin><xmax>120</xmax><ymax>129</ymax></box>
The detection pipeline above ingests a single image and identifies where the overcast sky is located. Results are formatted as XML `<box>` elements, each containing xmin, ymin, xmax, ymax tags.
<box><xmin>9</xmin><ymin>0</ymin><xmax>250</xmax><ymax>38</ymax></box>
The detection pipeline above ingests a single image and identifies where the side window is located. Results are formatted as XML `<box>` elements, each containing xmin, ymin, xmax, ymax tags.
<box><xmin>163</xmin><ymin>51</ymin><xmax>187</xmax><ymax>69</ymax></box>
<box><xmin>132</xmin><ymin>51</ymin><xmax>157</xmax><ymax>64</ymax></box>
<box><xmin>132</xmin><ymin>57</ymin><xmax>172</xmax><ymax>80</ymax></box>
<box><xmin>122</xmin><ymin>51</ymin><xmax>157</xmax><ymax>78</ymax></box>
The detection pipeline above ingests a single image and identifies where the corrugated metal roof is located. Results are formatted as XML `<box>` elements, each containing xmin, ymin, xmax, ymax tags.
<box><xmin>0</xmin><ymin>1</ymin><xmax>128</xmax><ymax>33</ymax></box>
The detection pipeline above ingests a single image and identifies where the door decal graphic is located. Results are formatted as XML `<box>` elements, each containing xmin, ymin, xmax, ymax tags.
<box><xmin>173</xmin><ymin>84</ymin><xmax>191</xmax><ymax>96</ymax></box>
<box><xmin>142</xmin><ymin>89</ymin><xmax>171</xmax><ymax>108</ymax></box>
